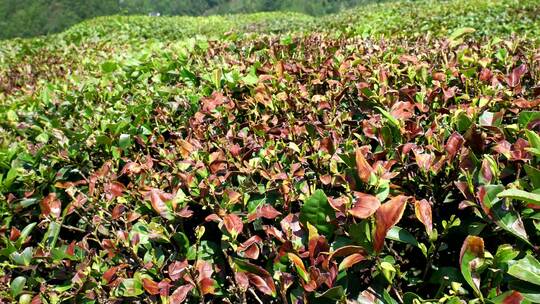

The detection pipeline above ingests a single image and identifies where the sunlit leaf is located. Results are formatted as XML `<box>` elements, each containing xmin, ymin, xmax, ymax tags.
<box><xmin>374</xmin><ymin>196</ymin><xmax>409</xmax><ymax>253</ymax></box>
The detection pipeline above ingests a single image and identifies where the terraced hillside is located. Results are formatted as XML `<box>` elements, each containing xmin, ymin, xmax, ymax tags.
<box><xmin>1</xmin><ymin>0</ymin><xmax>540</xmax><ymax>303</ymax></box>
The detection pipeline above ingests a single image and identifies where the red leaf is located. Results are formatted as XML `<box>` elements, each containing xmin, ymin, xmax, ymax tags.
<box><xmin>413</xmin><ymin>150</ymin><xmax>434</xmax><ymax>172</ymax></box>
<box><xmin>390</xmin><ymin>101</ymin><xmax>415</xmax><ymax>120</ymax></box>
<box><xmin>121</xmin><ymin>162</ymin><xmax>142</xmax><ymax>175</ymax></box>
<box><xmin>224</xmin><ymin>189</ymin><xmax>242</xmax><ymax>204</ymax></box>
<box><xmin>102</xmin><ymin>266</ymin><xmax>119</xmax><ymax>284</ymax></box>
<box><xmin>339</xmin><ymin>253</ymin><xmax>366</xmax><ymax>271</ymax></box>
<box><xmin>168</xmin><ymin>260</ymin><xmax>188</xmax><ymax>281</ymax></box>
<box><xmin>54</xmin><ymin>180</ymin><xmax>87</xmax><ymax>189</ymax></box>
<box><xmin>433</xmin><ymin>72</ymin><xmax>446</xmax><ymax>81</ymax></box>
<box><xmin>112</xmin><ymin>204</ymin><xmax>125</xmax><ymax>220</ymax></box>
<box><xmin>414</xmin><ymin>199</ymin><xmax>433</xmax><ymax>235</ymax></box>
<box><xmin>40</xmin><ymin>193</ymin><xmax>62</xmax><ymax>219</ymax></box>
<box><xmin>235</xmin><ymin>259</ymin><xmax>277</xmax><ymax>296</ymax></box>
<box><xmin>507</xmin><ymin>64</ymin><xmax>528</xmax><ymax>87</ymax></box>
<box><xmin>374</xmin><ymin>196</ymin><xmax>410</xmax><ymax>252</ymax></box>
<box><xmin>9</xmin><ymin>227</ymin><xmax>21</xmax><ymax>241</ymax></box>
<box><xmin>158</xmin><ymin>279</ymin><xmax>171</xmax><ymax>297</ymax></box>
<box><xmin>493</xmin><ymin>140</ymin><xmax>511</xmax><ymax>155</ymax></box>
<box><xmin>288</xmin><ymin>253</ymin><xmax>309</xmax><ymax>282</ymax></box>
<box><xmin>170</xmin><ymin>284</ymin><xmax>194</xmax><ymax>304</ymax></box>
<box><xmin>511</xmin><ymin>138</ymin><xmax>530</xmax><ymax>161</ymax></box>
<box><xmin>248</xmin><ymin>204</ymin><xmax>282</xmax><ymax>222</ymax></box>
<box><xmin>105</xmin><ymin>182</ymin><xmax>125</xmax><ymax>200</ymax></box>
<box><xmin>238</xmin><ymin>236</ymin><xmax>263</xmax><ymax>259</ymax></box>
<box><xmin>201</xmin><ymin>92</ymin><xmax>227</xmax><ymax>113</ymax></box>
<box><xmin>208</xmin><ymin>151</ymin><xmax>227</xmax><ymax>174</ymax></box>
<box><xmin>177</xmin><ymin>206</ymin><xmax>193</xmax><ymax>218</ymax></box>
<box><xmin>257</xmin><ymin>204</ymin><xmax>281</xmax><ymax>219</ymax></box>
<box><xmin>480</xmin><ymin>159</ymin><xmax>493</xmax><ymax>183</ymax></box>
<box><xmin>443</xmin><ymin>87</ymin><xmax>458</xmax><ymax>102</ymax></box>
<box><xmin>349</xmin><ymin>192</ymin><xmax>380</xmax><ymax>219</ymax></box>
<box><xmin>459</xmin><ymin>235</ymin><xmax>485</xmax><ymax>265</ymax></box>
<box><xmin>196</xmin><ymin>260</ymin><xmax>214</xmax><ymax>284</ymax></box>
<box><xmin>223</xmin><ymin>213</ymin><xmax>243</xmax><ymax>237</ymax></box>
<box><xmin>307</xmin><ymin>223</ymin><xmax>329</xmax><ymax>264</ymax></box>
<box><xmin>355</xmin><ymin>147</ymin><xmax>373</xmax><ymax>183</ymax></box>
<box><xmin>328</xmin><ymin>196</ymin><xmax>347</xmax><ymax>214</ymax></box>
<box><xmin>31</xmin><ymin>295</ymin><xmax>41</xmax><ymax>304</ymax></box>
<box><xmin>326</xmin><ymin>245</ymin><xmax>367</xmax><ymax>270</ymax></box>
<box><xmin>320</xmin><ymin>137</ymin><xmax>335</xmax><ymax>154</ymax></box>
<box><xmin>142</xmin><ymin>278</ymin><xmax>160</xmax><ymax>295</ymax></box>
<box><xmin>502</xmin><ymin>291</ymin><xmax>524</xmax><ymax>304</ymax></box>
<box><xmin>66</xmin><ymin>241</ymin><xmax>76</xmax><ymax>256</ymax></box>
<box><xmin>445</xmin><ymin>132</ymin><xmax>464</xmax><ymax>160</ymax></box>
<box><xmin>514</xmin><ymin>98</ymin><xmax>540</xmax><ymax>109</ymax></box>
<box><xmin>246</xmin><ymin>273</ymin><xmax>276</xmax><ymax>296</ymax></box>
<box><xmin>199</xmin><ymin>277</ymin><xmax>215</xmax><ymax>295</ymax></box>
<box><xmin>234</xmin><ymin>272</ymin><xmax>250</xmax><ymax>290</ymax></box>
<box><xmin>320</xmin><ymin>174</ymin><xmax>332</xmax><ymax>185</ymax></box>
<box><xmin>145</xmin><ymin>188</ymin><xmax>173</xmax><ymax>219</ymax></box>
<box><xmin>479</xmin><ymin>68</ymin><xmax>493</xmax><ymax>82</ymax></box>
<box><xmin>205</xmin><ymin>214</ymin><xmax>221</xmax><ymax>222</ymax></box>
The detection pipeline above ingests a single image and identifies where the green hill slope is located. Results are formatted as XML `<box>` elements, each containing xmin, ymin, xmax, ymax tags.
<box><xmin>0</xmin><ymin>0</ymin><xmax>386</xmax><ymax>40</ymax></box>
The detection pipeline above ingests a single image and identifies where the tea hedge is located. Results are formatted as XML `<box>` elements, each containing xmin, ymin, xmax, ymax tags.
<box><xmin>1</xmin><ymin>0</ymin><xmax>540</xmax><ymax>303</ymax></box>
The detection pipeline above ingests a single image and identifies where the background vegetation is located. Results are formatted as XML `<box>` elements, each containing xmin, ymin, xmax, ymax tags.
<box><xmin>0</xmin><ymin>0</ymin><xmax>386</xmax><ymax>40</ymax></box>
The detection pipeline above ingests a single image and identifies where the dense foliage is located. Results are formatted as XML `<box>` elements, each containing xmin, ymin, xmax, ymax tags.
<box><xmin>1</xmin><ymin>0</ymin><xmax>540</xmax><ymax>303</ymax></box>
<box><xmin>0</xmin><ymin>0</ymin><xmax>386</xmax><ymax>40</ymax></box>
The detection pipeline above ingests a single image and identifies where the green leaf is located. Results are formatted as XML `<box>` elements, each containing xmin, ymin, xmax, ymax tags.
<box><xmin>460</xmin><ymin>236</ymin><xmax>484</xmax><ymax>300</ymax></box>
<box><xmin>518</xmin><ymin>111</ymin><xmax>540</xmax><ymax>128</ymax></box>
<box><xmin>288</xmin><ymin>253</ymin><xmax>310</xmax><ymax>282</ymax></box>
<box><xmin>386</xmin><ymin>226</ymin><xmax>419</xmax><ymax>248</ymax></box>
<box><xmin>380</xmin><ymin>261</ymin><xmax>396</xmax><ymax>283</ymax></box>
<box><xmin>524</xmin><ymin>165</ymin><xmax>540</xmax><ymax>189</ymax></box>
<box><xmin>101</xmin><ymin>61</ymin><xmax>117</xmax><ymax>73</ymax></box>
<box><xmin>42</xmin><ymin>221</ymin><xmax>62</xmax><ymax>248</ymax></box>
<box><xmin>315</xmin><ymin>286</ymin><xmax>344</xmax><ymax>301</ymax></box>
<box><xmin>375</xmin><ymin>106</ymin><xmax>401</xmax><ymax>129</ymax></box>
<box><xmin>119</xmin><ymin>134</ymin><xmax>132</xmax><ymax>150</ymax></box>
<box><xmin>349</xmin><ymin>221</ymin><xmax>373</xmax><ymax>253</ymax></box>
<box><xmin>10</xmin><ymin>247</ymin><xmax>33</xmax><ymax>266</ymax></box>
<box><xmin>402</xmin><ymin>292</ymin><xmax>423</xmax><ymax>304</ymax></box>
<box><xmin>508</xmin><ymin>280</ymin><xmax>540</xmax><ymax>303</ymax></box>
<box><xmin>490</xmin><ymin>290</ymin><xmax>525</xmax><ymax>304</ymax></box>
<box><xmin>16</xmin><ymin>222</ymin><xmax>37</xmax><ymax>248</ymax></box>
<box><xmin>481</xmin><ymin>185</ymin><xmax>529</xmax><ymax>244</ymax></box>
<box><xmin>35</xmin><ymin>132</ymin><xmax>49</xmax><ymax>143</ymax></box>
<box><xmin>526</xmin><ymin>130</ymin><xmax>540</xmax><ymax>150</ymax></box>
<box><xmin>498</xmin><ymin>188</ymin><xmax>540</xmax><ymax>206</ymax></box>
<box><xmin>455</xmin><ymin>112</ymin><xmax>472</xmax><ymax>133</ymax></box>
<box><xmin>299</xmin><ymin>189</ymin><xmax>335</xmax><ymax>237</ymax></box>
<box><xmin>508</xmin><ymin>255</ymin><xmax>540</xmax><ymax>286</ymax></box>
<box><xmin>449</xmin><ymin>27</ymin><xmax>476</xmax><ymax>41</ymax></box>
<box><xmin>4</xmin><ymin>166</ymin><xmax>18</xmax><ymax>188</ymax></box>
<box><xmin>242</xmin><ymin>71</ymin><xmax>258</xmax><ymax>86</ymax></box>
<box><xmin>172</xmin><ymin>232</ymin><xmax>190</xmax><ymax>254</ymax></box>
<box><xmin>494</xmin><ymin>244</ymin><xmax>519</xmax><ymax>267</ymax></box>
<box><xmin>10</xmin><ymin>276</ymin><xmax>26</xmax><ymax>298</ymax></box>
<box><xmin>113</xmin><ymin>278</ymin><xmax>144</xmax><ymax>297</ymax></box>
<box><xmin>382</xmin><ymin>289</ymin><xmax>400</xmax><ymax>304</ymax></box>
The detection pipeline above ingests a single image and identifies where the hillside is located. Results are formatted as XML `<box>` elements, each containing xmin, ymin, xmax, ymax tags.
<box><xmin>0</xmin><ymin>0</ymin><xmax>386</xmax><ymax>40</ymax></box>
<box><xmin>1</xmin><ymin>0</ymin><xmax>540</xmax><ymax>303</ymax></box>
